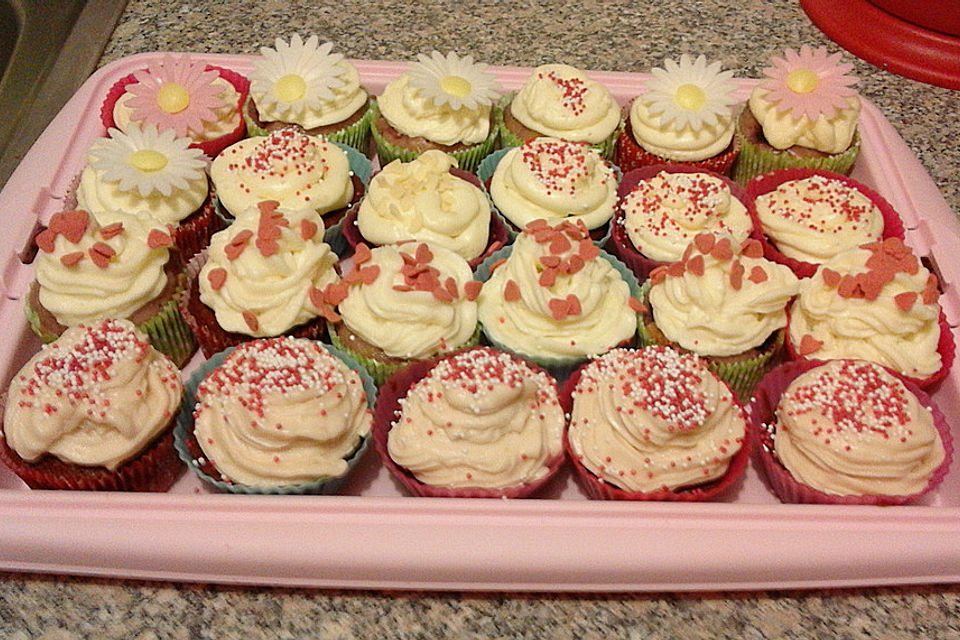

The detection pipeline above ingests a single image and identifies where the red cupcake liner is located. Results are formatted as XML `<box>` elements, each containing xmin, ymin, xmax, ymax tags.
<box><xmin>100</xmin><ymin>64</ymin><xmax>250</xmax><ymax>159</ymax></box>
<box><xmin>341</xmin><ymin>167</ymin><xmax>509</xmax><ymax>269</ymax></box>
<box><xmin>371</xmin><ymin>347</ymin><xmax>567</xmax><ymax>498</ymax></box>
<box><xmin>744</xmin><ymin>168</ymin><xmax>906</xmax><ymax>279</ymax></box>
<box><xmin>609</xmin><ymin>164</ymin><xmax>752</xmax><ymax>281</ymax></box>
<box><xmin>170</xmin><ymin>187</ymin><xmax>224</xmax><ymax>259</ymax></box>
<box><xmin>559</xmin><ymin>354</ymin><xmax>751</xmax><ymax>501</ymax></box>
<box><xmin>748</xmin><ymin>358</ymin><xmax>954</xmax><ymax>505</ymax></box>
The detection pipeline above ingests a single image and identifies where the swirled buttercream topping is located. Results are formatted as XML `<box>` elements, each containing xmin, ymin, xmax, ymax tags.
<box><xmin>648</xmin><ymin>233</ymin><xmax>800</xmax><ymax>357</ymax></box>
<box><xmin>773</xmin><ymin>359</ymin><xmax>944</xmax><ymax>496</ymax></box>
<box><xmin>3</xmin><ymin>319</ymin><xmax>182</xmax><ymax>469</ymax></box>
<box><xmin>477</xmin><ymin>219</ymin><xmax>638</xmax><ymax>360</ymax></box>
<box><xmin>621</xmin><ymin>171</ymin><xmax>751</xmax><ymax>263</ymax></box>
<box><xmin>337</xmin><ymin>242</ymin><xmax>479</xmax><ymax>359</ymax></box>
<box><xmin>198</xmin><ymin>200</ymin><xmax>340</xmax><ymax>337</ymax></box>
<box><xmin>387</xmin><ymin>347</ymin><xmax>564</xmax><ymax>489</ymax></box>
<box><xmin>510</xmin><ymin>64</ymin><xmax>621</xmax><ymax>144</ymax></box>
<box><xmin>34</xmin><ymin>209</ymin><xmax>172</xmax><ymax>327</ymax></box>
<box><xmin>568</xmin><ymin>347</ymin><xmax>746</xmax><ymax>492</ymax></box>
<box><xmin>193</xmin><ymin>337</ymin><xmax>371</xmax><ymax>486</ymax></box>
<box><xmin>787</xmin><ymin>238</ymin><xmax>943</xmax><ymax>379</ymax></box>
<box><xmin>210</xmin><ymin>129</ymin><xmax>354</xmax><ymax>217</ymax></box>
<box><xmin>489</xmin><ymin>137</ymin><xmax>617</xmax><ymax>230</ymax></box>
<box><xmin>356</xmin><ymin>150</ymin><xmax>491</xmax><ymax>260</ymax></box>
<box><xmin>754</xmin><ymin>174</ymin><xmax>883</xmax><ymax>264</ymax></box>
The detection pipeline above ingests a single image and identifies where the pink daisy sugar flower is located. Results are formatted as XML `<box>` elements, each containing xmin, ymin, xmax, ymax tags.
<box><xmin>125</xmin><ymin>55</ymin><xmax>228</xmax><ymax>139</ymax></box>
<box><xmin>758</xmin><ymin>46</ymin><xmax>858</xmax><ymax>122</ymax></box>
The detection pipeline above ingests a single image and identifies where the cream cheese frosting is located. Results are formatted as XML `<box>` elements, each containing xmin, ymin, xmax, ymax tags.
<box><xmin>192</xmin><ymin>337</ymin><xmax>372</xmax><ymax>487</ymax></box>
<box><xmin>34</xmin><ymin>210</ymin><xmax>171</xmax><ymax>327</ymax></box>
<box><xmin>198</xmin><ymin>201</ymin><xmax>340</xmax><ymax>337</ymax></box>
<box><xmin>337</xmin><ymin>242</ymin><xmax>479</xmax><ymax>359</ymax></box>
<box><xmin>629</xmin><ymin>97</ymin><xmax>736</xmax><ymax>161</ymax></box>
<box><xmin>3</xmin><ymin>319</ymin><xmax>181</xmax><ymax>470</ymax></box>
<box><xmin>210</xmin><ymin>129</ymin><xmax>354</xmax><ymax>218</ymax></box>
<box><xmin>378</xmin><ymin>74</ymin><xmax>493</xmax><ymax>146</ymax></box>
<box><xmin>489</xmin><ymin>137</ymin><xmax>618</xmax><ymax>231</ymax></box>
<box><xmin>568</xmin><ymin>347</ymin><xmax>746</xmax><ymax>492</ymax></box>
<box><xmin>753</xmin><ymin>174</ymin><xmax>883</xmax><ymax>264</ymax></box>
<box><xmin>387</xmin><ymin>347</ymin><xmax>564</xmax><ymax>489</ymax></box>
<box><xmin>773</xmin><ymin>359</ymin><xmax>944</xmax><ymax>496</ymax></box>
<box><xmin>510</xmin><ymin>64</ymin><xmax>621</xmax><ymax>144</ymax></box>
<box><xmin>748</xmin><ymin>88</ymin><xmax>860</xmax><ymax>154</ymax></box>
<box><xmin>622</xmin><ymin>170</ymin><xmax>751</xmax><ymax>263</ymax></box>
<box><xmin>356</xmin><ymin>150</ymin><xmax>491</xmax><ymax>260</ymax></box>
<box><xmin>787</xmin><ymin>238</ymin><xmax>943</xmax><ymax>379</ymax></box>
<box><xmin>647</xmin><ymin>233</ymin><xmax>800</xmax><ymax>357</ymax></box>
<box><xmin>477</xmin><ymin>219</ymin><xmax>638</xmax><ymax>361</ymax></box>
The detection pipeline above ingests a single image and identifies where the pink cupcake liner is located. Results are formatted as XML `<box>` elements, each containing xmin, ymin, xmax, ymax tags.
<box><xmin>749</xmin><ymin>358</ymin><xmax>954</xmax><ymax>505</ymax></box>
<box><xmin>744</xmin><ymin>168</ymin><xmax>906</xmax><ymax>279</ymax></box>
<box><xmin>371</xmin><ymin>347</ymin><xmax>567</xmax><ymax>498</ymax></box>
<box><xmin>609</xmin><ymin>164</ymin><xmax>752</xmax><ymax>281</ymax></box>
<box><xmin>559</xmin><ymin>354</ymin><xmax>751</xmax><ymax>501</ymax></box>
<box><xmin>100</xmin><ymin>64</ymin><xmax>250</xmax><ymax>159</ymax></box>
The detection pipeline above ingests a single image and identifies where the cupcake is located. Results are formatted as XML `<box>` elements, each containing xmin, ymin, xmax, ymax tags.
<box><xmin>343</xmin><ymin>149</ymin><xmax>507</xmax><ymax>268</ymax></box>
<box><xmin>180</xmin><ymin>200</ymin><xmax>341</xmax><ymax>358</ymax></box>
<box><xmin>746</xmin><ymin>168</ymin><xmax>904</xmax><ymax>278</ymax></box>
<box><xmin>615</xmin><ymin>54</ymin><xmax>741</xmax><ymax>175</ymax></box>
<box><xmin>482</xmin><ymin>137</ymin><xmax>619</xmax><ymax>240</ymax></box>
<box><xmin>751</xmin><ymin>358</ymin><xmax>952</xmax><ymax>505</ymax></box>
<box><xmin>564</xmin><ymin>346</ymin><xmax>749</xmax><ymax>501</ymax></box>
<box><xmin>176</xmin><ymin>337</ymin><xmax>373</xmax><ymax>494</ymax></box>
<box><xmin>72</xmin><ymin>124</ymin><xmax>218</xmax><ymax>258</ymax></box>
<box><xmin>732</xmin><ymin>46</ymin><xmax>861</xmax><ymax>183</ymax></box>
<box><xmin>476</xmin><ymin>218</ymin><xmax>641</xmax><ymax>377</ymax></box>
<box><xmin>497</xmin><ymin>63</ymin><xmax>622</xmax><ymax>160</ymax></box>
<box><xmin>373</xmin><ymin>346</ymin><xmax>565</xmax><ymax>498</ymax></box>
<box><xmin>209</xmin><ymin>128</ymin><xmax>367</xmax><ymax>228</ymax></box>
<box><xmin>24</xmin><ymin>209</ymin><xmax>196</xmax><ymax>367</ymax></box>
<box><xmin>329</xmin><ymin>241</ymin><xmax>481</xmax><ymax>384</ymax></box>
<box><xmin>609</xmin><ymin>164</ymin><xmax>752</xmax><ymax>281</ymax></box>
<box><xmin>101</xmin><ymin>54</ymin><xmax>249</xmax><ymax>159</ymax></box>
<box><xmin>786</xmin><ymin>237</ymin><xmax>953</xmax><ymax>387</ymax></box>
<box><xmin>370</xmin><ymin>51</ymin><xmax>501</xmax><ymax>172</ymax></box>
<box><xmin>244</xmin><ymin>34</ymin><xmax>374</xmax><ymax>154</ymax></box>
<box><xmin>0</xmin><ymin>318</ymin><xmax>184</xmax><ymax>491</ymax></box>
<box><xmin>638</xmin><ymin>232</ymin><xmax>801</xmax><ymax>400</ymax></box>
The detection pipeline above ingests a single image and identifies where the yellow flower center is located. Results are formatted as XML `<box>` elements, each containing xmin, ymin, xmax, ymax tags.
<box><xmin>786</xmin><ymin>69</ymin><xmax>819</xmax><ymax>94</ymax></box>
<box><xmin>440</xmin><ymin>75</ymin><xmax>472</xmax><ymax>97</ymax></box>
<box><xmin>156</xmin><ymin>83</ymin><xmax>190</xmax><ymax>114</ymax></box>
<box><xmin>675</xmin><ymin>84</ymin><xmax>706</xmax><ymax>110</ymax></box>
<box><xmin>274</xmin><ymin>74</ymin><xmax>307</xmax><ymax>102</ymax></box>
<box><xmin>129</xmin><ymin>150</ymin><xmax>168</xmax><ymax>172</ymax></box>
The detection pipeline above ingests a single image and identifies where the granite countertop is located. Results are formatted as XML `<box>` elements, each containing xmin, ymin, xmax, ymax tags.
<box><xmin>3</xmin><ymin>0</ymin><xmax>960</xmax><ymax>637</ymax></box>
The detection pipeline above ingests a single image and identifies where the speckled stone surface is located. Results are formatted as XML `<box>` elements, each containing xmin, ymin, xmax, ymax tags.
<box><xmin>3</xmin><ymin>0</ymin><xmax>960</xmax><ymax>637</ymax></box>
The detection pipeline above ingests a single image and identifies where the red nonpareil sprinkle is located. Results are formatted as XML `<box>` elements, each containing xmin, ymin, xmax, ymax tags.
<box><xmin>207</xmin><ymin>267</ymin><xmax>227</xmax><ymax>290</ymax></box>
<box><xmin>519</xmin><ymin>138</ymin><xmax>593</xmax><ymax>194</ymax></box>
<box><xmin>544</xmin><ymin>70</ymin><xmax>588</xmax><ymax>116</ymax></box>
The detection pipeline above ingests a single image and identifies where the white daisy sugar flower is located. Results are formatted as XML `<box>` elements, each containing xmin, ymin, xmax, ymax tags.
<box><xmin>250</xmin><ymin>34</ymin><xmax>349</xmax><ymax>115</ymax></box>
<box><xmin>88</xmin><ymin>125</ymin><xmax>207</xmax><ymax>198</ymax></box>
<box><xmin>644</xmin><ymin>54</ymin><xmax>738</xmax><ymax>132</ymax></box>
<box><xmin>407</xmin><ymin>51</ymin><xmax>501</xmax><ymax>112</ymax></box>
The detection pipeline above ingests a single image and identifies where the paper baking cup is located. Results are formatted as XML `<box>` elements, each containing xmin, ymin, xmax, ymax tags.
<box><xmin>559</xmin><ymin>358</ymin><xmax>750</xmax><ymax>501</ymax></box>
<box><xmin>731</xmin><ymin>120</ymin><xmax>861</xmax><ymax>185</ymax></box>
<box><xmin>174</xmin><ymin>342</ymin><xmax>376</xmax><ymax>495</ymax></box>
<box><xmin>744</xmin><ymin>168</ymin><xmax>906</xmax><ymax>278</ymax></box>
<box><xmin>371</xmin><ymin>347</ymin><xmax>567</xmax><ymax>498</ymax></box>
<box><xmin>748</xmin><ymin>358</ymin><xmax>954</xmax><ymax>505</ymax></box>
<box><xmin>243</xmin><ymin>97</ymin><xmax>376</xmax><ymax>157</ymax></box>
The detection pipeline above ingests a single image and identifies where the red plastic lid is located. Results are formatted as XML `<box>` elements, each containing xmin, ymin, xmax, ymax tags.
<box><xmin>801</xmin><ymin>0</ymin><xmax>960</xmax><ymax>90</ymax></box>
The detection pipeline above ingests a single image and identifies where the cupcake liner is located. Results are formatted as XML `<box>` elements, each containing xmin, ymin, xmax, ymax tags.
<box><xmin>609</xmin><ymin>164</ymin><xmax>751</xmax><ymax>281</ymax></box>
<box><xmin>559</xmin><ymin>358</ymin><xmax>750</xmax><ymax>501</ymax></box>
<box><xmin>369</xmin><ymin>100</ymin><xmax>500</xmax><ymax>173</ymax></box>
<box><xmin>371</xmin><ymin>347</ymin><xmax>566</xmax><ymax>498</ymax></box>
<box><xmin>0</xmin><ymin>392</ymin><xmax>183</xmax><ymax>491</ymax></box>
<box><xmin>731</xmin><ymin>118</ymin><xmax>861</xmax><ymax>185</ymax></box>
<box><xmin>174</xmin><ymin>342</ymin><xmax>376</xmax><ymax>495</ymax></box>
<box><xmin>748</xmin><ymin>358</ymin><xmax>954</xmax><ymax>505</ymax></box>
<box><xmin>101</xmin><ymin>63</ymin><xmax>250</xmax><ymax>159</ymax></box>
<box><xmin>169</xmin><ymin>187</ymin><xmax>224</xmax><ymax>260</ymax></box>
<box><xmin>744</xmin><ymin>168</ymin><xmax>906</xmax><ymax>278</ymax></box>
<box><xmin>243</xmin><ymin>97</ymin><xmax>376</xmax><ymax>157</ymax></box>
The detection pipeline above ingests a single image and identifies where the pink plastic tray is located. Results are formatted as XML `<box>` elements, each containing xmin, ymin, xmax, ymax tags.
<box><xmin>2</xmin><ymin>53</ymin><xmax>960</xmax><ymax>592</ymax></box>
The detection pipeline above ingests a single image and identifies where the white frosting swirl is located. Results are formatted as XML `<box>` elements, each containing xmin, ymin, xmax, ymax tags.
<box><xmin>629</xmin><ymin>98</ymin><xmax>736</xmax><ymax>161</ymax></box>
<box><xmin>748</xmin><ymin>87</ymin><xmax>860</xmax><ymax>154</ymax></box>
<box><xmin>378</xmin><ymin>74</ymin><xmax>492</xmax><ymax>146</ymax></box>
